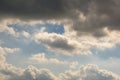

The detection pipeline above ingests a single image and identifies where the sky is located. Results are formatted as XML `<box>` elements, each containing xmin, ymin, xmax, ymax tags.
<box><xmin>0</xmin><ymin>0</ymin><xmax>120</xmax><ymax>80</ymax></box>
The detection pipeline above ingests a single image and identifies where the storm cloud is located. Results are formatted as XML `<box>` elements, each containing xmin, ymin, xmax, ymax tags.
<box><xmin>0</xmin><ymin>0</ymin><xmax>68</xmax><ymax>19</ymax></box>
<box><xmin>0</xmin><ymin>0</ymin><xmax>120</xmax><ymax>37</ymax></box>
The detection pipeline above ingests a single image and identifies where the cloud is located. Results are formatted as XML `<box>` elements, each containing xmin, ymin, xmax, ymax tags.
<box><xmin>64</xmin><ymin>0</ymin><xmax>120</xmax><ymax>37</ymax></box>
<box><xmin>1</xmin><ymin>63</ymin><xmax>120</xmax><ymax>80</ymax></box>
<box><xmin>1</xmin><ymin>47</ymin><xmax>20</xmax><ymax>54</ymax></box>
<box><xmin>1</xmin><ymin>0</ymin><xmax>120</xmax><ymax>55</ymax></box>
<box><xmin>0</xmin><ymin>47</ymin><xmax>57</xmax><ymax>80</ymax></box>
<box><xmin>69</xmin><ymin>61</ymin><xmax>78</xmax><ymax>69</ymax></box>
<box><xmin>30</xmin><ymin>53</ymin><xmax>67</xmax><ymax>64</ymax></box>
<box><xmin>0</xmin><ymin>19</ymin><xmax>18</xmax><ymax>36</ymax></box>
<box><xmin>60</xmin><ymin>64</ymin><xmax>120</xmax><ymax>80</ymax></box>
<box><xmin>0</xmin><ymin>1</ymin><xmax>120</xmax><ymax>79</ymax></box>
<box><xmin>34</xmin><ymin>31</ymin><xmax>91</xmax><ymax>55</ymax></box>
<box><xmin>0</xmin><ymin>0</ymin><xmax>120</xmax><ymax>37</ymax></box>
<box><xmin>0</xmin><ymin>47</ymin><xmax>21</xmax><ymax>78</ymax></box>
<box><xmin>0</xmin><ymin>18</ymin><xmax>33</xmax><ymax>38</ymax></box>
<box><xmin>0</xmin><ymin>47</ymin><xmax>20</xmax><ymax>63</ymax></box>
<box><xmin>8</xmin><ymin>66</ymin><xmax>57</xmax><ymax>80</ymax></box>
<box><xmin>21</xmin><ymin>31</ymin><xmax>30</xmax><ymax>38</ymax></box>
<box><xmin>0</xmin><ymin>47</ymin><xmax>6</xmax><ymax>63</ymax></box>
<box><xmin>34</xmin><ymin>27</ymin><xmax>120</xmax><ymax>55</ymax></box>
<box><xmin>0</xmin><ymin>65</ymin><xmax>57</xmax><ymax>80</ymax></box>
<box><xmin>0</xmin><ymin>0</ymin><xmax>67</xmax><ymax>19</ymax></box>
<box><xmin>0</xmin><ymin>73</ymin><xmax>7</xmax><ymax>80</ymax></box>
<box><xmin>0</xmin><ymin>46</ymin><xmax>119</xmax><ymax>80</ymax></box>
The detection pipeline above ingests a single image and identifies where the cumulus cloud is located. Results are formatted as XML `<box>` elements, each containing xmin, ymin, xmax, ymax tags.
<box><xmin>0</xmin><ymin>47</ymin><xmax>21</xmax><ymax>79</ymax></box>
<box><xmin>21</xmin><ymin>31</ymin><xmax>30</xmax><ymax>38</ymax></box>
<box><xmin>8</xmin><ymin>66</ymin><xmax>57</xmax><ymax>80</ymax></box>
<box><xmin>60</xmin><ymin>64</ymin><xmax>120</xmax><ymax>80</ymax></box>
<box><xmin>0</xmin><ymin>19</ymin><xmax>19</xmax><ymax>36</ymax></box>
<box><xmin>34</xmin><ymin>28</ymin><xmax>120</xmax><ymax>55</ymax></box>
<box><xmin>0</xmin><ymin>47</ymin><xmax>20</xmax><ymax>63</ymax></box>
<box><xmin>0</xmin><ymin>47</ymin><xmax>119</xmax><ymax>80</ymax></box>
<box><xmin>34</xmin><ymin>31</ymin><xmax>92</xmax><ymax>55</ymax></box>
<box><xmin>30</xmin><ymin>53</ymin><xmax>67</xmax><ymax>64</ymax></box>
<box><xmin>1</xmin><ymin>64</ymin><xmax>120</xmax><ymax>80</ymax></box>
<box><xmin>0</xmin><ymin>46</ymin><xmax>57</xmax><ymax>80</ymax></box>
<box><xmin>0</xmin><ymin>18</ymin><xmax>33</xmax><ymax>37</ymax></box>
<box><xmin>0</xmin><ymin>65</ymin><xmax>57</xmax><ymax>80</ymax></box>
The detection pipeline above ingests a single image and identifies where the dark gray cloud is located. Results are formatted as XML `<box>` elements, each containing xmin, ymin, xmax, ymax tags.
<box><xmin>0</xmin><ymin>0</ymin><xmax>120</xmax><ymax>37</ymax></box>
<box><xmin>0</xmin><ymin>0</ymin><xmax>91</xmax><ymax>20</ymax></box>
<box><xmin>0</xmin><ymin>0</ymin><xmax>67</xmax><ymax>19</ymax></box>
<box><xmin>0</xmin><ymin>0</ymin><xmax>95</xmax><ymax>19</ymax></box>
<box><xmin>70</xmin><ymin>0</ymin><xmax>120</xmax><ymax>37</ymax></box>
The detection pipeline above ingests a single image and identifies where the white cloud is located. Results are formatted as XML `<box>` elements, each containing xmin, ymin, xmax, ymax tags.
<box><xmin>0</xmin><ymin>47</ymin><xmax>119</xmax><ymax>80</ymax></box>
<box><xmin>0</xmin><ymin>47</ymin><xmax>20</xmax><ymax>63</ymax></box>
<box><xmin>30</xmin><ymin>53</ymin><xmax>67</xmax><ymax>64</ymax></box>
<box><xmin>0</xmin><ymin>47</ymin><xmax>57</xmax><ymax>80</ymax></box>
<box><xmin>60</xmin><ymin>64</ymin><xmax>120</xmax><ymax>80</ymax></box>
<box><xmin>34</xmin><ymin>31</ymin><xmax>91</xmax><ymax>55</ymax></box>
<box><xmin>0</xmin><ymin>18</ymin><xmax>41</xmax><ymax>37</ymax></box>
<box><xmin>0</xmin><ymin>47</ymin><xmax>20</xmax><ymax>72</ymax></box>
<box><xmin>1</xmin><ymin>65</ymin><xmax>57</xmax><ymax>80</ymax></box>
<box><xmin>69</xmin><ymin>61</ymin><xmax>78</xmax><ymax>69</ymax></box>
<box><xmin>1</xmin><ymin>18</ymin><xmax>120</xmax><ymax>56</ymax></box>
<box><xmin>21</xmin><ymin>31</ymin><xmax>30</xmax><ymax>38</ymax></box>
<box><xmin>34</xmin><ymin>27</ymin><xmax>120</xmax><ymax>56</ymax></box>
<box><xmin>2</xmin><ymin>47</ymin><xmax>20</xmax><ymax>54</ymax></box>
<box><xmin>0</xmin><ymin>49</ymin><xmax>8</xmax><ymax>64</ymax></box>
<box><xmin>64</xmin><ymin>26</ymin><xmax>120</xmax><ymax>51</ymax></box>
<box><xmin>0</xmin><ymin>19</ymin><xmax>19</xmax><ymax>37</ymax></box>
<box><xmin>1</xmin><ymin>63</ymin><xmax>120</xmax><ymax>80</ymax></box>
